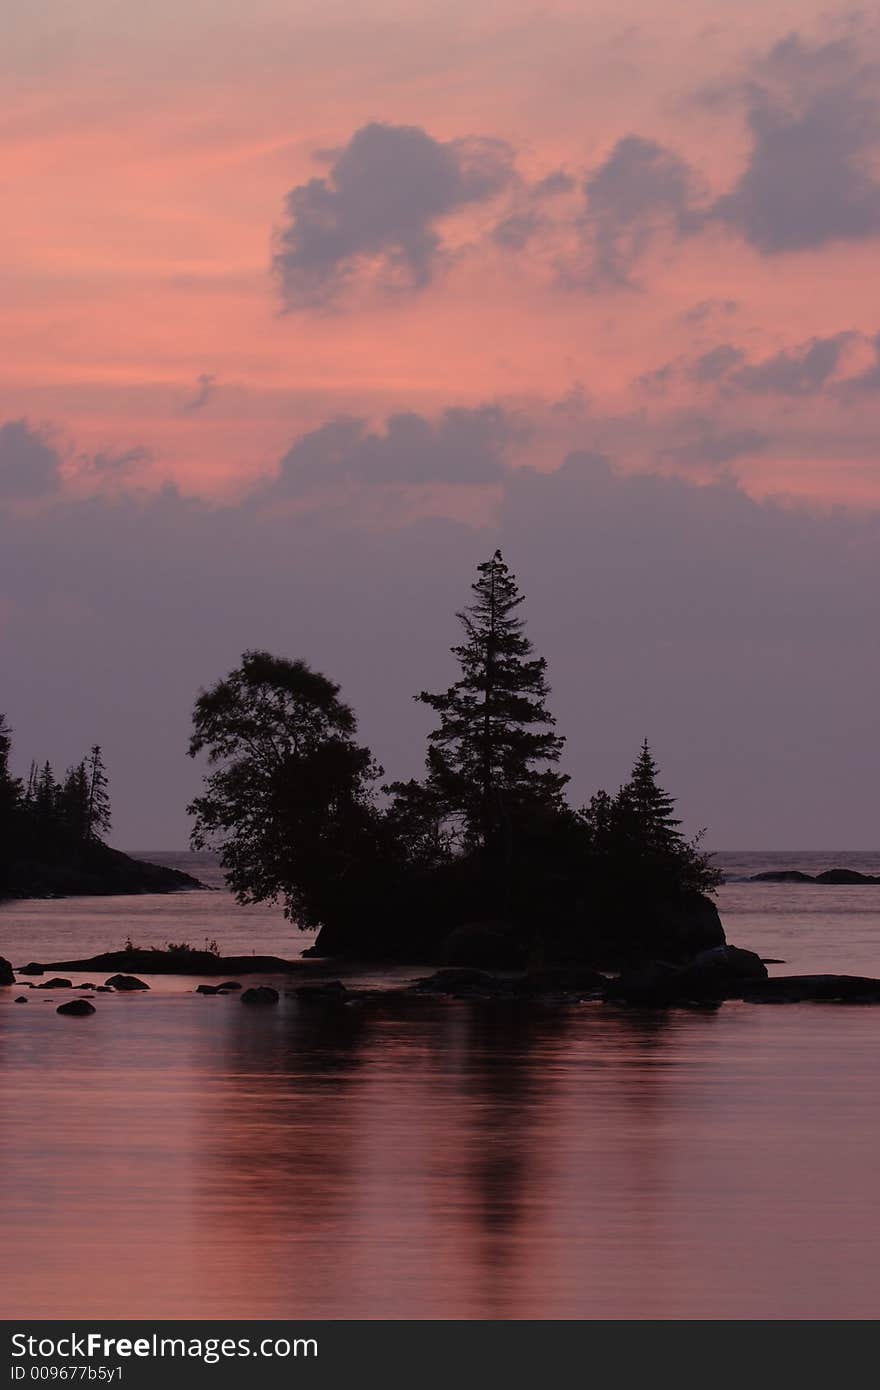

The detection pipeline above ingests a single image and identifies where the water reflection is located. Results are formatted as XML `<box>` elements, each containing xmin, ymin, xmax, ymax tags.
<box><xmin>2</xmin><ymin>991</ymin><xmax>879</xmax><ymax>1319</ymax></box>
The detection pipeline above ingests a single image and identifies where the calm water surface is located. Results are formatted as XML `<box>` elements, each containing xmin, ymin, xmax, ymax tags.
<box><xmin>1</xmin><ymin>851</ymin><xmax>878</xmax><ymax>1319</ymax></box>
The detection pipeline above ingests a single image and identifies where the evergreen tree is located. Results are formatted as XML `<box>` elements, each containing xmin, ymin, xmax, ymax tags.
<box><xmin>85</xmin><ymin>745</ymin><xmax>111</xmax><ymax>839</ymax></box>
<box><xmin>417</xmin><ymin>550</ymin><xmax>568</xmax><ymax>860</ymax></box>
<box><xmin>33</xmin><ymin>761</ymin><xmax>58</xmax><ymax>824</ymax></box>
<box><xmin>60</xmin><ymin>761</ymin><xmax>92</xmax><ymax>840</ymax></box>
<box><xmin>621</xmin><ymin>739</ymin><xmax>683</xmax><ymax>853</ymax></box>
<box><xmin>0</xmin><ymin>714</ymin><xmax>21</xmax><ymax>834</ymax></box>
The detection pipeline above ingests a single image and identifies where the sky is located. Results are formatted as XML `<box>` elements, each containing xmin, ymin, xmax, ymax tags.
<box><xmin>2</xmin><ymin>1</ymin><xmax>880</xmax><ymax>848</ymax></box>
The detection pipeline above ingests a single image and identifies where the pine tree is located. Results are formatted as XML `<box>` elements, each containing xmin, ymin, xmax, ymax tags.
<box><xmin>417</xmin><ymin>550</ymin><xmax>568</xmax><ymax>859</ymax></box>
<box><xmin>60</xmin><ymin>761</ymin><xmax>91</xmax><ymax>840</ymax></box>
<box><xmin>622</xmin><ymin>739</ymin><xmax>683</xmax><ymax>853</ymax></box>
<box><xmin>0</xmin><ymin>714</ymin><xmax>21</xmax><ymax>827</ymax></box>
<box><xmin>85</xmin><ymin>745</ymin><xmax>111</xmax><ymax>840</ymax></box>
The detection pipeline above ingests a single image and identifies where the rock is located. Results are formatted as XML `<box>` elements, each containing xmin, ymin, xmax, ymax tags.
<box><xmin>411</xmin><ymin>968</ymin><xmax>509</xmax><ymax>997</ymax></box>
<box><xmin>814</xmin><ymin>869</ymin><xmax>880</xmax><ymax>885</ymax></box>
<box><xmin>196</xmin><ymin>984</ymin><xmax>222</xmax><ymax>994</ymax></box>
<box><xmin>0</xmin><ymin>956</ymin><xmax>15</xmax><ymax>985</ymax></box>
<box><xmin>96</xmin><ymin>985</ymin><xmax>114</xmax><ymax>992</ymax></box>
<box><xmin>104</xmin><ymin>974</ymin><xmax>149</xmax><ymax>991</ymax></box>
<box><xmin>16</xmin><ymin>964</ymin><xmax>44</xmax><ymax>975</ymax></box>
<box><xmin>604</xmin><ymin>961</ymin><xmax>683</xmax><ymax>1006</ymax></box>
<box><xmin>677</xmin><ymin>944</ymin><xmax>768</xmax><ymax>991</ymax></box>
<box><xmin>57</xmin><ymin>999</ymin><xmax>96</xmax><ymax>1017</ymax></box>
<box><xmin>14</xmin><ymin>996</ymin><xmax>28</xmax><ymax>1003</ymax></box>
<box><xmin>606</xmin><ymin>945</ymin><xmax>767</xmax><ymax>1006</ymax></box>
<box><xmin>749</xmin><ymin>870</ymin><xmax>815</xmax><ymax>883</ymax></box>
<box><xmin>514</xmin><ymin>966</ymin><xmax>606</xmax><ymax>998</ymax></box>
<box><xmin>35</xmin><ymin>977</ymin><xmax>73</xmax><ymax>990</ymax></box>
<box><xmin>78</xmin><ymin>983</ymin><xmax>96</xmax><ymax>990</ymax></box>
<box><xmin>217</xmin><ymin>981</ymin><xmax>241</xmax><ymax>991</ymax></box>
<box><xmin>741</xmin><ymin>974</ymin><xmax>880</xmax><ymax>1004</ymax></box>
<box><xmin>440</xmin><ymin>922</ymin><xmax>526</xmax><ymax>969</ymax></box>
<box><xmin>241</xmin><ymin>986</ymin><xmax>279</xmax><ymax>1005</ymax></box>
<box><xmin>292</xmin><ymin>980</ymin><xmax>348</xmax><ymax>1001</ymax></box>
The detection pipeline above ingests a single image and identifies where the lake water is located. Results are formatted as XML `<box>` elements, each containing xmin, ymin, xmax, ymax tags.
<box><xmin>1</xmin><ymin>851</ymin><xmax>879</xmax><ymax>1320</ymax></box>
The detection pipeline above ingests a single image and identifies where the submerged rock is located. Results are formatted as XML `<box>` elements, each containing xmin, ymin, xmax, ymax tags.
<box><xmin>241</xmin><ymin>986</ymin><xmax>279</xmax><ymax>1005</ymax></box>
<box><xmin>104</xmin><ymin>974</ymin><xmax>149</xmax><ymax>991</ymax></box>
<box><xmin>217</xmin><ymin>981</ymin><xmax>241</xmax><ymax>991</ymax></box>
<box><xmin>35</xmin><ymin>977</ymin><xmax>73</xmax><ymax>990</ymax></box>
<box><xmin>14</xmin><ymin>996</ymin><xmax>28</xmax><ymax>1003</ymax></box>
<box><xmin>57</xmin><ymin>999</ymin><xmax>96</xmax><ymax>1017</ymax></box>
<box><xmin>292</xmin><ymin>980</ymin><xmax>348</xmax><ymax>1001</ymax></box>
<box><xmin>741</xmin><ymin>974</ymin><xmax>880</xmax><ymax>1003</ymax></box>
<box><xmin>0</xmin><ymin>956</ymin><xmax>15</xmax><ymax>986</ymax></box>
<box><xmin>196</xmin><ymin>984</ymin><xmax>222</xmax><ymax>994</ymax></box>
<box><xmin>411</xmin><ymin>968</ymin><xmax>510</xmax><ymax>998</ymax></box>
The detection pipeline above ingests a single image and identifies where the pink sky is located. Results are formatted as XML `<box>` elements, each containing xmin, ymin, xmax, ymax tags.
<box><xmin>4</xmin><ymin>0</ymin><xmax>879</xmax><ymax>505</ymax></box>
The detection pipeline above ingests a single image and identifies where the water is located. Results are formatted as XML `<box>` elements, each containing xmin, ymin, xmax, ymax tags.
<box><xmin>1</xmin><ymin>851</ymin><xmax>879</xmax><ymax>1319</ymax></box>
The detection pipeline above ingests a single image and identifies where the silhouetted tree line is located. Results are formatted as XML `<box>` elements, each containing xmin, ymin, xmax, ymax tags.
<box><xmin>0</xmin><ymin>725</ymin><xmax>111</xmax><ymax>897</ymax></box>
<box><xmin>189</xmin><ymin>553</ymin><xmax>721</xmax><ymax>964</ymax></box>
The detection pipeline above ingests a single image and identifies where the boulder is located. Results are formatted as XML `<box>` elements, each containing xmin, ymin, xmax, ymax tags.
<box><xmin>241</xmin><ymin>986</ymin><xmax>279</xmax><ymax>1005</ymax></box>
<box><xmin>514</xmin><ymin>966</ymin><xmax>606</xmax><ymax>998</ymax></box>
<box><xmin>77</xmin><ymin>983</ymin><xmax>96</xmax><ymax>990</ymax></box>
<box><xmin>35</xmin><ymin>977</ymin><xmax>73</xmax><ymax>990</ymax></box>
<box><xmin>104</xmin><ymin>974</ymin><xmax>149</xmax><ymax>991</ymax></box>
<box><xmin>814</xmin><ymin>869</ymin><xmax>880</xmax><ymax>885</ymax></box>
<box><xmin>14</xmin><ymin>996</ymin><xmax>28</xmax><ymax>1004</ymax></box>
<box><xmin>440</xmin><ymin>922</ymin><xmax>526</xmax><ymax>969</ymax></box>
<box><xmin>96</xmin><ymin>985</ymin><xmax>114</xmax><ymax>992</ymax></box>
<box><xmin>196</xmin><ymin>984</ymin><xmax>222</xmax><ymax>995</ymax></box>
<box><xmin>741</xmin><ymin>974</ymin><xmax>880</xmax><ymax>1004</ymax></box>
<box><xmin>676</xmin><ymin>945</ymin><xmax>768</xmax><ymax>995</ymax></box>
<box><xmin>57</xmin><ymin>999</ymin><xmax>96</xmax><ymax>1017</ymax></box>
<box><xmin>411</xmin><ymin>968</ymin><xmax>510</xmax><ymax>998</ymax></box>
<box><xmin>0</xmin><ymin>956</ymin><xmax>15</xmax><ymax>985</ymax></box>
<box><xmin>750</xmin><ymin>870</ymin><xmax>815</xmax><ymax>883</ymax></box>
<box><xmin>217</xmin><ymin>981</ymin><xmax>241</xmax><ymax>991</ymax></box>
<box><xmin>16</xmin><ymin>964</ymin><xmax>44</xmax><ymax>975</ymax></box>
<box><xmin>606</xmin><ymin>946</ymin><xmax>767</xmax><ymax>1006</ymax></box>
<box><xmin>604</xmin><ymin>961</ymin><xmax>683</xmax><ymax>1006</ymax></box>
<box><xmin>292</xmin><ymin>980</ymin><xmax>348</xmax><ymax>1001</ymax></box>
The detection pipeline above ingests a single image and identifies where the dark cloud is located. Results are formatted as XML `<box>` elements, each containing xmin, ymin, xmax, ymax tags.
<box><xmin>713</xmin><ymin>34</ymin><xmax>880</xmax><ymax>253</ymax></box>
<box><xmin>269</xmin><ymin>405</ymin><xmax>523</xmax><ymax>494</ymax></box>
<box><xmin>580</xmin><ymin>135</ymin><xmax>702</xmax><ymax>286</ymax></box>
<box><xmin>273</xmin><ymin>122</ymin><xmax>516</xmax><ymax>307</ymax></box>
<box><xmin>690</xmin><ymin>345</ymin><xmax>746</xmax><ymax>384</ymax></box>
<box><xmin>183</xmin><ymin>373</ymin><xmax>217</xmax><ymax>413</ymax></box>
<box><xmin>658</xmin><ymin>415</ymin><xmax>769</xmax><ymax>470</ymax></box>
<box><xmin>731</xmin><ymin>332</ymin><xmax>854</xmax><ymax>395</ymax></box>
<box><xmin>0</xmin><ymin>420</ymin><xmax>61</xmax><ymax>499</ymax></box>
<box><xmin>680</xmin><ymin>299</ymin><xmax>739</xmax><ymax>325</ymax></box>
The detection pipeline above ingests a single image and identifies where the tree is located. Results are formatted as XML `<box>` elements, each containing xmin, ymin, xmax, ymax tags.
<box><xmin>622</xmin><ymin>739</ymin><xmax>683</xmax><ymax>854</ymax></box>
<box><xmin>187</xmin><ymin>650</ymin><xmax>383</xmax><ymax>927</ymax></box>
<box><xmin>579</xmin><ymin>740</ymin><xmax>720</xmax><ymax>897</ymax></box>
<box><xmin>85</xmin><ymin>745</ymin><xmax>112</xmax><ymax>840</ymax></box>
<box><xmin>0</xmin><ymin>714</ymin><xmax>21</xmax><ymax>835</ymax></box>
<box><xmin>417</xmin><ymin>550</ymin><xmax>568</xmax><ymax>863</ymax></box>
<box><xmin>60</xmin><ymin>761</ymin><xmax>91</xmax><ymax>840</ymax></box>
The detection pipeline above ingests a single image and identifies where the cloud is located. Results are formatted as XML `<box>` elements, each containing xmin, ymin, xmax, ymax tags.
<box><xmin>836</xmin><ymin>332</ymin><xmax>880</xmax><ymax>395</ymax></box>
<box><xmin>268</xmin><ymin>405</ymin><xmax>523</xmax><ymax>495</ymax></box>
<box><xmin>579</xmin><ymin>135</ymin><xmax>702</xmax><ymax>286</ymax></box>
<box><xmin>653</xmin><ymin>332</ymin><xmax>863</xmax><ymax>399</ymax></box>
<box><xmin>273</xmin><ymin>122</ymin><xmax>516</xmax><ymax>307</ymax></box>
<box><xmin>658</xmin><ymin>416</ymin><xmax>770</xmax><ymax>470</ymax></box>
<box><xmin>183</xmin><ymin>373</ymin><xmax>217</xmax><ymax>413</ymax></box>
<box><xmin>0</xmin><ymin>420</ymin><xmax>61</xmax><ymax>499</ymax></box>
<box><xmin>713</xmin><ymin>33</ymin><xmax>880</xmax><ymax>253</ymax></box>
<box><xmin>731</xmin><ymin>333</ymin><xmax>854</xmax><ymax>395</ymax></box>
